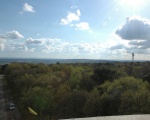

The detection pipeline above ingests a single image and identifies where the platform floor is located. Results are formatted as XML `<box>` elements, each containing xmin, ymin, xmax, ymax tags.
<box><xmin>60</xmin><ymin>115</ymin><xmax>150</xmax><ymax>120</ymax></box>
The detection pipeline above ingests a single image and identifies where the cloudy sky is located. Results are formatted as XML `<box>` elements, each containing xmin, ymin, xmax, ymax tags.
<box><xmin>0</xmin><ymin>0</ymin><xmax>150</xmax><ymax>60</ymax></box>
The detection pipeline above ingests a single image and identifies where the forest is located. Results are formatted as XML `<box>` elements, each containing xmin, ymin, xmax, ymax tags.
<box><xmin>2</xmin><ymin>61</ymin><xmax>150</xmax><ymax>120</ymax></box>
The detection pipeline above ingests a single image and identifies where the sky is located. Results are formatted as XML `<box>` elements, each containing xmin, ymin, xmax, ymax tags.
<box><xmin>0</xmin><ymin>0</ymin><xmax>150</xmax><ymax>60</ymax></box>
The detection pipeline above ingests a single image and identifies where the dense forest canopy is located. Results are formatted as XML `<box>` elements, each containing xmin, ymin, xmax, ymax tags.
<box><xmin>2</xmin><ymin>61</ymin><xmax>150</xmax><ymax>120</ymax></box>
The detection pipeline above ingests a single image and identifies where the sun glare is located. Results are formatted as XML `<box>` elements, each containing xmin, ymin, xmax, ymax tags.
<box><xmin>120</xmin><ymin>0</ymin><xmax>145</xmax><ymax>8</ymax></box>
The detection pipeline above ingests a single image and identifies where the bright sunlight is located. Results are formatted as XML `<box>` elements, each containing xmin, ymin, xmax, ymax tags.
<box><xmin>120</xmin><ymin>0</ymin><xmax>145</xmax><ymax>8</ymax></box>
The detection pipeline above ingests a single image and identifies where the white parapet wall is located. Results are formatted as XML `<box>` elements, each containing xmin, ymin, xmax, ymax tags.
<box><xmin>60</xmin><ymin>115</ymin><xmax>150</xmax><ymax>120</ymax></box>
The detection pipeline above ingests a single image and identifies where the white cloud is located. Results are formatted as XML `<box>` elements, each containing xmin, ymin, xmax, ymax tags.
<box><xmin>20</xmin><ymin>3</ymin><xmax>35</xmax><ymax>14</ymax></box>
<box><xmin>110</xmin><ymin>44</ymin><xmax>126</xmax><ymax>50</ymax></box>
<box><xmin>129</xmin><ymin>40</ymin><xmax>150</xmax><ymax>49</ymax></box>
<box><xmin>0</xmin><ymin>35</ymin><xmax>149</xmax><ymax>60</ymax></box>
<box><xmin>2</xmin><ymin>42</ymin><xmax>37</xmax><ymax>58</ymax></box>
<box><xmin>77</xmin><ymin>9</ymin><xmax>81</xmax><ymax>16</ymax></box>
<box><xmin>23</xmin><ymin>37</ymin><xmax>120</xmax><ymax>59</ymax></box>
<box><xmin>60</xmin><ymin>9</ymin><xmax>81</xmax><ymax>25</ymax></box>
<box><xmin>5</xmin><ymin>42</ymin><xmax>28</xmax><ymax>52</ymax></box>
<box><xmin>60</xmin><ymin>19</ymin><xmax>69</xmax><ymax>25</ymax></box>
<box><xmin>26</xmin><ymin>38</ymin><xmax>43</xmax><ymax>44</ymax></box>
<box><xmin>126</xmin><ymin>47</ymin><xmax>150</xmax><ymax>54</ymax></box>
<box><xmin>109</xmin><ymin>39</ymin><xmax>150</xmax><ymax>55</ymax></box>
<box><xmin>60</xmin><ymin>8</ymin><xmax>92</xmax><ymax>31</ymax></box>
<box><xmin>115</xmin><ymin>16</ymin><xmax>150</xmax><ymax>55</ymax></box>
<box><xmin>116</xmin><ymin>16</ymin><xmax>150</xmax><ymax>40</ymax></box>
<box><xmin>0</xmin><ymin>43</ymin><xmax>5</xmax><ymax>51</ymax></box>
<box><xmin>25</xmin><ymin>36</ymin><xmax>150</xmax><ymax>60</ymax></box>
<box><xmin>17</xmin><ymin>45</ymin><xmax>28</xmax><ymax>51</ymax></box>
<box><xmin>23</xmin><ymin>3</ymin><xmax>35</xmax><ymax>12</ymax></box>
<box><xmin>0</xmin><ymin>30</ymin><xmax>24</xmax><ymax>40</ymax></box>
<box><xmin>0</xmin><ymin>30</ymin><xmax>24</xmax><ymax>52</ymax></box>
<box><xmin>75</xmin><ymin>22</ymin><xmax>91</xmax><ymax>31</ymax></box>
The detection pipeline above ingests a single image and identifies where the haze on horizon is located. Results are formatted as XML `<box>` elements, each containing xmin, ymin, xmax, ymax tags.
<box><xmin>0</xmin><ymin>0</ymin><xmax>150</xmax><ymax>60</ymax></box>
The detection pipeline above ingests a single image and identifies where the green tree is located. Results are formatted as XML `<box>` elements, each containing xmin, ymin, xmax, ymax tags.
<box><xmin>24</xmin><ymin>86</ymin><xmax>55</xmax><ymax>119</ymax></box>
<box><xmin>91</xmin><ymin>66</ymin><xmax>118</xmax><ymax>85</ymax></box>
<box><xmin>83</xmin><ymin>88</ymin><xmax>101</xmax><ymax>117</ymax></box>
<box><xmin>69</xmin><ymin>66</ymin><xmax>83</xmax><ymax>90</ymax></box>
<box><xmin>119</xmin><ymin>82</ymin><xmax>150</xmax><ymax>114</ymax></box>
<box><xmin>55</xmin><ymin>84</ymin><xmax>71</xmax><ymax>119</ymax></box>
<box><xmin>69</xmin><ymin>90</ymin><xmax>88</xmax><ymax>118</ymax></box>
<box><xmin>98</xmin><ymin>77</ymin><xmax>150</xmax><ymax>115</ymax></box>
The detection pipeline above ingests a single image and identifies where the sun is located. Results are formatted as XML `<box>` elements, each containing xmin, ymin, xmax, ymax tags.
<box><xmin>120</xmin><ymin>0</ymin><xmax>145</xmax><ymax>8</ymax></box>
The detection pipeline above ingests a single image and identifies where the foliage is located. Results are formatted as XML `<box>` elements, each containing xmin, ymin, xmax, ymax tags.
<box><xmin>3</xmin><ymin>62</ymin><xmax>150</xmax><ymax>119</ymax></box>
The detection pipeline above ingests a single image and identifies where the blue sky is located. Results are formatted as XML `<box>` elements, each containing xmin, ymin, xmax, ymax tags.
<box><xmin>0</xmin><ymin>0</ymin><xmax>150</xmax><ymax>60</ymax></box>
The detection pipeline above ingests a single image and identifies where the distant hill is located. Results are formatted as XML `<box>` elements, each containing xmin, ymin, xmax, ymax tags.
<box><xmin>0</xmin><ymin>58</ymin><xmax>118</xmax><ymax>65</ymax></box>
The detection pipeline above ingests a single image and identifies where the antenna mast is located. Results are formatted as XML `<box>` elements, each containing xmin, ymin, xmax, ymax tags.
<box><xmin>132</xmin><ymin>53</ymin><xmax>134</xmax><ymax>62</ymax></box>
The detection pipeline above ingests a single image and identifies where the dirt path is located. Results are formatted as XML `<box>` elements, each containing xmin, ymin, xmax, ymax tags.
<box><xmin>0</xmin><ymin>75</ymin><xmax>7</xmax><ymax>120</ymax></box>
<box><xmin>0</xmin><ymin>75</ymin><xmax>20</xmax><ymax>120</ymax></box>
